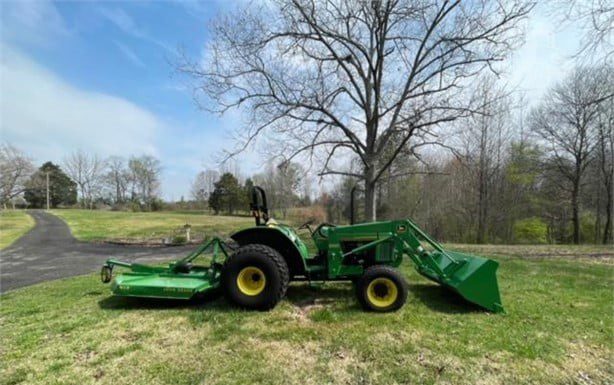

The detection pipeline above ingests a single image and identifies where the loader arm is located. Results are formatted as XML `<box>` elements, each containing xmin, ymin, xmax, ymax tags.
<box><xmin>317</xmin><ymin>218</ymin><xmax>503</xmax><ymax>313</ymax></box>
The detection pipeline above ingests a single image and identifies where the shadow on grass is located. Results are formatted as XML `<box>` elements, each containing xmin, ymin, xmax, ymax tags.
<box><xmin>285</xmin><ymin>283</ymin><xmax>362</xmax><ymax>313</ymax></box>
<box><xmin>97</xmin><ymin>283</ymin><xmax>359</xmax><ymax>312</ymax></box>
<box><xmin>97</xmin><ymin>290</ymin><xmax>228</xmax><ymax>312</ymax></box>
<box><xmin>409</xmin><ymin>283</ymin><xmax>485</xmax><ymax>314</ymax></box>
<box><xmin>97</xmin><ymin>282</ymin><xmax>487</xmax><ymax>315</ymax></box>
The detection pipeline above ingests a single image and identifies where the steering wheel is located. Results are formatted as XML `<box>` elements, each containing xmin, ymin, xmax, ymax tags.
<box><xmin>298</xmin><ymin>219</ymin><xmax>316</xmax><ymax>234</ymax></box>
<box><xmin>313</xmin><ymin>223</ymin><xmax>336</xmax><ymax>238</ymax></box>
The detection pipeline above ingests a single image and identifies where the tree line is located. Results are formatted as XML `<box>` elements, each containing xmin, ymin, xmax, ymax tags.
<box><xmin>0</xmin><ymin>148</ymin><xmax>162</xmax><ymax>211</ymax></box>
<box><xmin>188</xmin><ymin>63</ymin><xmax>612</xmax><ymax>245</ymax></box>
<box><xmin>191</xmin><ymin>162</ymin><xmax>310</xmax><ymax>218</ymax></box>
<box><xmin>321</xmin><ymin>66</ymin><xmax>613</xmax><ymax>245</ymax></box>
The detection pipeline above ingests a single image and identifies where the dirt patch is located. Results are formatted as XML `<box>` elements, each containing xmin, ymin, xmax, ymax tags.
<box><xmin>291</xmin><ymin>297</ymin><xmax>338</xmax><ymax>322</ymax></box>
<box><xmin>247</xmin><ymin>339</ymin><xmax>323</xmax><ymax>385</ymax></box>
<box><xmin>563</xmin><ymin>341</ymin><xmax>613</xmax><ymax>385</ymax></box>
<box><xmin>325</xmin><ymin>347</ymin><xmax>367</xmax><ymax>385</ymax></box>
<box><xmin>74</xmin><ymin>349</ymin><xmax>98</xmax><ymax>364</ymax></box>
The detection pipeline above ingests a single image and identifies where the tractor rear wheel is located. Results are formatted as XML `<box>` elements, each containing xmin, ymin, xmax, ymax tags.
<box><xmin>221</xmin><ymin>244</ymin><xmax>289</xmax><ymax>310</ymax></box>
<box><xmin>356</xmin><ymin>265</ymin><xmax>408</xmax><ymax>312</ymax></box>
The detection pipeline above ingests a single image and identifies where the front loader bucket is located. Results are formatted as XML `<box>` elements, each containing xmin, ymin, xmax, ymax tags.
<box><xmin>417</xmin><ymin>251</ymin><xmax>504</xmax><ymax>313</ymax></box>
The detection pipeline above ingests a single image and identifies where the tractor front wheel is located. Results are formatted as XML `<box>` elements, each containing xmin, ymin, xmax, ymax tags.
<box><xmin>221</xmin><ymin>244</ymin><xmax>289</xmax><ymax>310</ymax></box>
<box><xmin>356</xmin><ymin>266</ymin><xmax>408</xmax><ymax>312</ymax></box>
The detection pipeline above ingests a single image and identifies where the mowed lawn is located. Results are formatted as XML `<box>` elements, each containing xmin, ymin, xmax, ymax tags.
<box><xmin>50</xmin><ymin>209</ymin><xmax>255</xmax><ymax>242</ymax></box>
<box><xmin>1</xmin><ymin>242</ymin><xmax>612</xmax><ymax>385</ymax></box>
<box><xmin>0</xmin><ymin>210</ymin><xmax>35</xmax><ymax>250</ymax></box>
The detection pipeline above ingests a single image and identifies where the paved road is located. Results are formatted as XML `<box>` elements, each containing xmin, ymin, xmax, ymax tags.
<box><xmin>0</xmin><ymin>211</ymin><xmax>193</xmax><ymax>292</ymax></box>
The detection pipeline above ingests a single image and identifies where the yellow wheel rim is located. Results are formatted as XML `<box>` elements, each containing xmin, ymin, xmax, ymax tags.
<box><xmin>366</xmin><ymin>278</ymin><xmax>398</xmax><ymax>308</ymax></box>
<box><xmin>237</xmin><ymin>266</ymin><xmax>266</xmax><ymax>296</ymax></box>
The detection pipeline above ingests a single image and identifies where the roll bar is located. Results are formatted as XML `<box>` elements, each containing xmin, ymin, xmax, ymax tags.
<box><xmin>250</xmin><ymin>186</ymin><xmax>269</xmax><ymax>226</ymax></box>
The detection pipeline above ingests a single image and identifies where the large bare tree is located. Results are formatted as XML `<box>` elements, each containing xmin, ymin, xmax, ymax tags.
<box><xmin>181</xmin><ymin>0</ymin><xmax>532</xmax><ymax>220</ymax></box>
<box><xmin>0</xmin><ymin>144</ymin><xmax>34</xmax><ymax>208</ymax></box>
<box><xmin>530</xmin><ymin>65</ymin><xmax>613</xmax><ymax>244</ymax></box>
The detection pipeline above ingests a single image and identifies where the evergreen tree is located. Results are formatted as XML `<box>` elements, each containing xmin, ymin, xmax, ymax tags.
<box><xmin>208</xmin><ymin>173</ymin><xmax>242</xmax><ymax>214</ymax></box>
<box><xmin>24</xmin><ymin>162</ymin><xmax>77</xmax><ymax>208</ymax></box>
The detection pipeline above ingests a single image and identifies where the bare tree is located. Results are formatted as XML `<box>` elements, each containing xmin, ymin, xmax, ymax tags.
<box><xmin>275</xmin><ymin>162</ymin><xmax>304</xmax><ymax>219</ymax></box>
<box><xmin>63</xmin><ymin>150</ymin><xmax>105</xmax><ymax>209</ymax></box>
<box><xmin>180</xmin><ymin>0</ymin><xmax>532</xmax><ymax>220</ymax></box>
<box><xmin>457</xmin><ymin>77</ymin><xmax>512</xmax><ymax>243</ymax></box>
<box><xmin>530</xmin><ymin>65</ymin><xmax>613</xmax><ymax>243</ymax></box>
<box><xmin>105</xmin><ymin>156</ymin><xmax>130</xmax><ymax>204</ymax></box>
<box><xmin>128</xmin><ymin>155</ymin><xmax>161</xmax><ymax>208</ymax></box>
<box><xmin>596</xmin><ymin>95</ymin><xmax>613</xmax><ymax>243</ymax></box>
<box><xmin>191</xmin><ymin>169</ymin><xmax>219</xmax><ymax>205</ymax></box>
<box><xmin>253</xmin><ymin>162</ymin><xmax>304</xmax><ymax>218</ymax></box>
<box><xmin>548</xmin><ymin>0</ymin><xmax>613</xmax><ymax>59</ymax></box>
<box><xmin>0</xmin><ymin>144</ymin><xmax>34</xmax><ymax>208</ymax></box>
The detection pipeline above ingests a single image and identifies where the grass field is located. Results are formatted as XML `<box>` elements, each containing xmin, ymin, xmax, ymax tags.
<box><xmin>2</xmin><ymin>246</ymin><xmax>612</xmax><ymax>385</ymax></box>
<box><xmin>50</xmin><ymin>209</ymin><xmax>254</xmax><ymax>243</ymax></box>
<box><xmin>0</xmin><ymin>210</ymin><xmax>35</xmax><ymax>250</ymax></box>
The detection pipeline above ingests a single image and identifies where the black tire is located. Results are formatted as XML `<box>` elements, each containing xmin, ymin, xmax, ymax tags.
<box><xmin>356</xmin><ymin>265</ymin><xmax>408</xmax><ymax>312</ymax></box>
<box><xmin>221</xmin><ymin>244</ymin><xmax>289</xmax><ymax>310</ymax></box>
<box><xmin>223</xmin><ymin>239</ymin><xmax>240</xmax><ymax>253</ymax></box>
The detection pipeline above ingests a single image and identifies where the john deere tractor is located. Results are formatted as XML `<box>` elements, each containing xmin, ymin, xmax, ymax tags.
<box><xmin>101</xmin><ymin>187</ymin><xmax>503</xmax><ymax>313</ymax></box>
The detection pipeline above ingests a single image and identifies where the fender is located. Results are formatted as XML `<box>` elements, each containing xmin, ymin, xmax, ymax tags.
<box><xmin>230</xmin><ymin>226</ymin><xmax>309</xmax><ymax>278</ymax></box>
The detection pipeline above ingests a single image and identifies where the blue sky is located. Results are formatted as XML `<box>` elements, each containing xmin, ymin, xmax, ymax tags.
<box><xmin>0</xmin><ymin>1</ymin><xmax>580</xmax><ymax>200</ymax></box>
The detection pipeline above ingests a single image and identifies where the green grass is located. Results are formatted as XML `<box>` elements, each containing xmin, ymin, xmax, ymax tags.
<box><xmin>1</xmin><ymin>251</ymin><xmax>612</xmax><ymax>385</ymax></box>
<box><xmin>0</xmin><ymin>210</ymin><xmax>35</xmax><ymax>250</ymax></box>
<box><xmin>50</xmin><ymin>209</ymin><xmax>254</xmax><ymax>242</ymax></box>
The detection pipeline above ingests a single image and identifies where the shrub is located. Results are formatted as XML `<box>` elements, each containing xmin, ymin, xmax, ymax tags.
<box><xmin>287</xmin><ymin>205</ymin><xmax>327</xmax><ymax>225</ymax></box>
<box><xmin>580</xmin><ymin>213</ymin><xmax>596</xmax><ymax>243</ymax></box>
<box><xmin>513</xmin><ymin>217</ymin><xmax>548</xmax><ymax>244</ymax></box>
<box><xmin>171</xmin><ymin>235</ymin><xmax>187</xmax><ymax>245</ymax></box>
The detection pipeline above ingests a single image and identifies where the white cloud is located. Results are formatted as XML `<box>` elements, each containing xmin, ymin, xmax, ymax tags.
<box><xmin>0</xmin><ymin>0</ymin><xmax>70</xmax><ymax>47</ymax></box>
<box><xmin>0</xmin><ymin>46</ymin><xmax>161</xmax><ymax>163</ymax></box>
<box><xmin>0</xmin><ymin>45</ymin><xmax>258</xmax><ymax>200</ymax></box>
<box><xmin>114</xmin><ymin>41</ymin><xmax>146</xmax><ymax>68</ymax></box>
<box><xmin>505</xmin><ymin>5</ymin><xmax>580</xmax><ymax>104</ymax></box>
<box><xmin>97</xmin><ymin>7</ymin><xmax>173</xmax><ymax>52</ymax></box>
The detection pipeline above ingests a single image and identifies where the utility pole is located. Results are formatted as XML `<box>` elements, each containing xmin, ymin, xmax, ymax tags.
<box><xmin>46</xmin><ymin>171</ymin><xmax>50</xmax><ymax>210</ymax></box>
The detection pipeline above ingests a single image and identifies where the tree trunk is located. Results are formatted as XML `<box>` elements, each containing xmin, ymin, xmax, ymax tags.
<box><xmin>115</xmin><ymin>179</ymin><xmax>121</xmax><ymax>204</ymax></box>
<box><xmin>603</xmin><ymin>179</ymin><xmax>613</xmax><ymax>244</ymax></box>
<box><xmin>571</xmin><ymin>179</ymin><xmax>580</xmax><ymax>244</ymax></box>
<box><xmin>364</xmin><ymin>157</ymin><xmax>377</xmax><ymax>222</ymax></box>
<box><xmin>364</xmin><ymin>181</ymin><xmax>377</xmax><ymax>222</ymax></box>
<box><xmin>476</xmin><ymin>162</ymin><xmax>488</xmax><ymax>244</ymax></box>
<box><xmin>595</xmin><ymin>180</ymin><xmax>602</xmax><ymax>243</ymax></box>
<box><xmin>476</xmin><ymin>187</ymin><xmax>487</xmax><ymax>243</ymax></box>
<box><xmin>364</xmin><ymin>162</ymin><xmax>377</xmax><ymax>222</ymax></box>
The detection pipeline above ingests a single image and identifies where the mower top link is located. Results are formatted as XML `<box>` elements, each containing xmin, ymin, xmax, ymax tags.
<box><xmin>101</xmin><ymin>186</ymin><xmax>504</xmax><ymax>313</ymax></box>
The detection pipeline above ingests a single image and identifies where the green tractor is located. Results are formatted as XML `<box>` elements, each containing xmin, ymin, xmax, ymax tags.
<box><xmin>101</xmin><ymin>187</ymin><xmax>503</xmax><ymax>313</ymax></box>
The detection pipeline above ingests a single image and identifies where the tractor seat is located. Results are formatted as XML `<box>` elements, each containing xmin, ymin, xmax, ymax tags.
<box><xmin>173</xmin><ymin>262</ymin><xmax>193</xmax><ymax>274</ymax></box>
